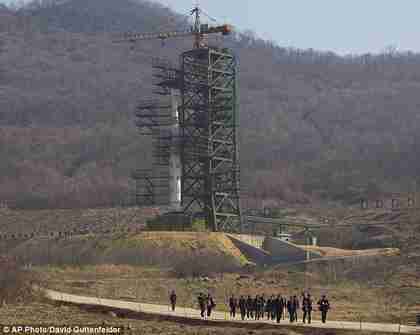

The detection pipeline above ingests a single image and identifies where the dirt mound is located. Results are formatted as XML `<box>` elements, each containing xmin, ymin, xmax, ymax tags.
<box><xmin>10</xmin><ymin>232</ymin><xmax>250</xmax><ymax>271</ymax></box>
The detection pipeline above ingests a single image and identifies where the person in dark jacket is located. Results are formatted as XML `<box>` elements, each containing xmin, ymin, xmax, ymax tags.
<box><xmin>229</xmin><ymin>294</ymin><xmax>237</xmax><ymax>318</ymax></box>
<box><xmin>283</xmin><ymin>296</ymin><xmax>287</xmax><ymax>320</ymax></box>
<box><xmin>302</xmin><ymin>293</ymin><xmax>313</xmax><ymax>324</ymax></box>
<box><xmin>207</xmin><ymin>293</ymin><xmax>216</xmax><ymax>317</ymax></box>
<box><xmin>265</xmin><ymin>296</ymin><xmax>272</xmax><ymax>320</ymax></box>
<box><xmin>270</xmin><ymin>295</ymin><xmax>276</xmax><ymax>320</ymax></box>
<box><xmin>169</xmin><ymin>290</ymin><xmax>177</xmax><ymax>311</ymax></box>
<box><xmin>274</xmin><ymin>295</ymin><xmax>284</xmax><ymax>323</ymax></box>
<box><xmin>254</xmin><ymin>295</ymin><xmax>260</xmax><ymax>320</ymax></box>
<box><xmin>287</xmin><ymin>296</ymin><xmax>294</xmax><ymax>322</ymax></box>
<box><xmin>246</xmin><ymin>295</ymin><xmax>253</xmax><ymax>319</ymax></box>
<box><xmin>238</xmin><ymin>295</ymin><xmax>247</xmax><ymax>320</ymax></box>
<box><xmin>259</xmin><ymin>294</ymin><xmax>266</xmax><ymax>320</ymax></box>
<box><xmin>317</xmin><ymin>295</ymin><xmax>330</xmax><ymax>323</ymax></box>
<box><xmin>198</xmin><ymin>293</ymin><xmax>206</xmax><ymax>318</ymax></box>
<box><xmin>292</xmin><ymin>295</ymin><xmax>299</xmax><ymax>322</ymax></box>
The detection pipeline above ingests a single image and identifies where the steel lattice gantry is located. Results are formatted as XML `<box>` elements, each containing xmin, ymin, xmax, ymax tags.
<box><xmin>180</xmin><ymin>47</ymin><xmax>242</xmax><ymax>232</ymax></box>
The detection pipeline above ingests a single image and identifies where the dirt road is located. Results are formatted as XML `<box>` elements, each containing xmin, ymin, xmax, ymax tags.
<box><xmin>45</xmin><ymin>289</ymin><xmax>419</xmax><ymax>334</ymax></box>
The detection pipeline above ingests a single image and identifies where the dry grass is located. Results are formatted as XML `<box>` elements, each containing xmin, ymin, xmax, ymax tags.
<box><xmin>133</xmin><ymin>232</ymin><xmax>248</xmax><ymax>263</ymax></box>
<box><xmin>300</xmin><ymin>246</ymin><xmax>400</xmax><ymax>258</ymax></box>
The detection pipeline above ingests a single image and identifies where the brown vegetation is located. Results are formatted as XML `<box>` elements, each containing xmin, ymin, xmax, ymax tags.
<box><xmin>0</xmin><ymin>206</ymin><xmax>158</xmax><ymax>236</ymax></box>
<box><xmin>0</xmin><ymin>255</ymin><xmax>38</xmax><ymax>304</ymax></box>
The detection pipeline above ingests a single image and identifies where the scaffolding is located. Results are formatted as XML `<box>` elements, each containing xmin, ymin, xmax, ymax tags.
<box><xmin>180</xmin><ymin>47</ymin><xmax>241</xmax><ymax>232</ymax></box>
<box><xmin>133</xmin><ymin>58</ymin><xmax>181</xmax><ymax>208</ymax></box>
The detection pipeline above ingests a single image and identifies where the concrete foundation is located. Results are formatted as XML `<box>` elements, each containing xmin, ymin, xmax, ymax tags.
<box><xmin>227</xmin><ymin>235</ymin><xmax>270</xmax><ymax>265</ymax></box>
<box><xmin>263</xmin><ymin>237</ymin><xmax>321</xmax><ymax>264</ymax></box>
<box><xmin>227</xmin><ymin>234</ymin><xmax>320</xmax><ymax>266</ymax></box>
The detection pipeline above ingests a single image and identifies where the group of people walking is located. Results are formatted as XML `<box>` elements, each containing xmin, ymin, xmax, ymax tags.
<box><xmin>228</xmin><ymin>292</ymin><xmax>330</xmax><ymax>324</ymax></box>
<box><xmin>170</xmin><ymin>290</ymin><xmax>217</xmax><ymax>318</ymax></box>
<box><xmin>170</xmin><ymin>290</ymin><xmax>331</xmax><ymax>324</ymax></box>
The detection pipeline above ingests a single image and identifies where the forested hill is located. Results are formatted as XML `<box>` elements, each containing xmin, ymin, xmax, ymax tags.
<box><xmin>1</xmin><ymin>0</ymin><xmax>420</xmax><ymax>209</ymax></box>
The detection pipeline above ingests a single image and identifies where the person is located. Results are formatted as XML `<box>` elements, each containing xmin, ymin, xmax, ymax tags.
<box><xmin>207</xmin><ymin>293</ymin><xmax>216</xmax><ymax>318</ymax></box>
<box><xmin>239</xmin><ymin>295</ymin><xmax>247</xmax><ymax>320</ymax></box>
<box><xmin>266</xmin><ymin>296</ymin><xmax>272</xmax><ymax>320</ymax></box>
<box><xmin>302</xmin><ymin>293</ymin><xmax>313</xmax><ymax>324</ymax></box>
<box><xmin>246</xmin><ymin>295</ymin><xmax>253</xmax><ymax>319</ymax></box>
<box><xmin>287</xmin><ymin>296</ymin><xmax>294</xmax><ymax>322</ymax></box>
<box><xmin>292</xmin><ymin>295</ymin><xmax>299</xmax><ymax>322</ymax></box>
<box><xmin>229</xmin><ymin>294</ymin><xmax>237</xmax><ymax>318</ymax></box>
<box><xmin>318</xmin><ymin>295</ymin><xmax>330</xmax><ymax>323</ymax></box>
<box><xmin>254</xmin><ymin>295</ymin><xmax>260</xmax><ymax>320</ymax></box>
<box><xmin>169</xmin><ymin>290</ymin><xmax>177</xmax><ymax>311</ymax></box>
<box><xmin>198</xmin><ymin>293</ymin><xmax>206</xmax><ymax>318</ymax></box>
<box><xmin>274</xmin><ymin>294</ymin><xmax>284</xmax><ymax>323</ymax></box>
<box><xmin>259</xmin><ymin>294</ymin><xmax>266</xmax><ymax>320</ymax></box>
<box><xmin>283</xmin><ymin>296</ymin><xmax>286</xmax><ymax>320</ymax></box>
<box><xmin>270</xmin><ymin>295</ymin><xmax>276</xmax><ymax>320</ymax></box>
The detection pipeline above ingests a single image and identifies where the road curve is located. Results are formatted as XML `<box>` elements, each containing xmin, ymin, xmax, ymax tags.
<box><xmin>45</xmin><ymin>289</ymin><xmax>419</xmax><ymax>334</ymax></box>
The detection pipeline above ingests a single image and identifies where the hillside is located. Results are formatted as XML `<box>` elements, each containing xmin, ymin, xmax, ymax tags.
<box><xmin>0</xmin><ymin>206</ymin><xmax>158</xmax><ymax>236</ymax></box>
<box><xmin>1</xmin><ymin>0</ymin><xmax>420</xmax><ymax>208</ymax></box>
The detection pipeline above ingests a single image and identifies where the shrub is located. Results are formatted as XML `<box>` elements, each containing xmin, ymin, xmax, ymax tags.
<box><xmin>145</xmin><ymin>212</ymin><xmax>194</xmax><ymax>231</ymax></box>
<box><xmin>172</xmin><ymin>253</ymin><xmax>242</xmax><ymax>278</ymax></box>
<box><xmin>191</xmin><ymin>219</ymin><xmax>207</xmax><ymax>232</ymax></box>
<box><xmin>0</xmin><ymin>256</ymin><xmax>38</xmax><ymax>304</ymax></box>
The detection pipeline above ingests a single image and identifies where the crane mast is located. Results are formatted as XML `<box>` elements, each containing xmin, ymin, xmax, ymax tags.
<box><xmin>191</xmin><ymin>5</ymin><xmax>202</xmax><ymax>48</ymax></box>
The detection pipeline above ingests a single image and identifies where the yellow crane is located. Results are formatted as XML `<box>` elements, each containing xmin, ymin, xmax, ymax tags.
<box><xmin>113</xmin><ymin>5</ymin><xmax>233</xmax><ymax>48</ymax></box>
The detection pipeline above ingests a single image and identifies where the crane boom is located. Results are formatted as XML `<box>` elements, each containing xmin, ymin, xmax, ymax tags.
<box><xmin>114</xmin><ymin>25</ymin><xmax>231</xmax><ymax>43</ymax></box>
<box><xmin>113</xmin><ymin>5</ymin><xmax>233</xmax><ymax>48</ymax></box>
<box><xmin>114</xmin><ymin>30</ymin><xmax>193</xmax><ymax>43</ymax></box>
